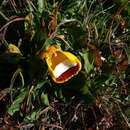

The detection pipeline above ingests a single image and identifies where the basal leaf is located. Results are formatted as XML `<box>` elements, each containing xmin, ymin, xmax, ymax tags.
<box><xmin>41</xmin><ymin>92</ymin><xmax>49</xmax><ymax>106</ymax></box>
<box><xmin>8</xmin><ymin>88</ymin><xmax>27</xmax><ymax>116</ymax></box>
<box><xmin>80</xmin><ymin>51</ymin><xmax>94</xmax><ymax>73</ymax></box>
<box><xmin>24</xmin><ymin>109</ymin><xmax>42</xmax><ymax>123</ymax></box>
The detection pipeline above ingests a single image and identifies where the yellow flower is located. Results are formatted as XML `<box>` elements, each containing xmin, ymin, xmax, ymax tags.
<box><xmin>7</xmin><ymin>44</ymin><xmax>21</xmax><ymax>54</ymax></box>
<box><xmin>40</xmin><ymin>45</ymin><xmax>82</xmax><ymax>83</ymax></box>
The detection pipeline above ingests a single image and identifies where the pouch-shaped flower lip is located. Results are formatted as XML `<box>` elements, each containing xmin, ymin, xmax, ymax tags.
<box><xmin>43</xmin><ymin>45</ymin><xmax>82</xmax><ymax>83</ymax></box>
<box><xmin>7</xmin><ymin>44</ymin><xmax>21</xmax><ymax>54</ymax></box>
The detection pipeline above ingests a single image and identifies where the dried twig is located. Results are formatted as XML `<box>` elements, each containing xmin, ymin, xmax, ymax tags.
<box><xmin>0</xmin><ymin>17</ymin><xmax>25</xmax><ymax>32</ymax></box>
<box><xmin>117</xmin><ymin>103</ymin><xmax>130</xmax><ymax>128</ymax></box>
<box><xmin>0</xmin><ymin>88</ymin><xmax>10</xmax><ymax>101</ymax></box>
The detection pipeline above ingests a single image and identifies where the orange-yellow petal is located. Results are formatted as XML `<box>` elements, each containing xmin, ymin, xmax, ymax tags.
<box><xmin>44</xmin><ymin>45</ymin><xmax>82</xmax><ymax>83</ymax></box>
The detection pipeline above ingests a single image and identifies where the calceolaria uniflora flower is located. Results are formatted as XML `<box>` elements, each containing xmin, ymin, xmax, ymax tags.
<box><xmin>40</xmin><ymin>45</ymin><xmax>82</xmax><ymax>83</ymax></box>
<box><xmin>8</xmin><ymin>44</ymin><xmax>21</xmax><ymax>54</ymax></box>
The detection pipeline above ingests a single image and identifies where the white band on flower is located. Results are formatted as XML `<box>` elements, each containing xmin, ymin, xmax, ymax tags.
<box><xmin>53</xmin><ymin>60</ymin><xmax>77</xmax><ymax>78</ymax></box>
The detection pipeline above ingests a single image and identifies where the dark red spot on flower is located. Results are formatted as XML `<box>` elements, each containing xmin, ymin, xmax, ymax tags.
<box><xmin>56</xmin><ymin>64</ymin><xmax>79</xmax><ymax>82</ymax></box>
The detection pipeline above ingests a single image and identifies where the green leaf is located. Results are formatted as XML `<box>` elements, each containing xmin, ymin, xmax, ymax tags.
<box><xmin>54</xmin><ymin>87</ymin><xmax>65</xmax><ymax>101</ymax></box>
<box><xmin>114</xmin><ymin>0</ymin><xmax>128</xmax><ymax>7</ymax></box>
<box><xmin>37</xmin><ymin>0</ymin><xmax>49</xmax><ymax>13</ymax></box>
<box><xmin>80</xmin><ymin>80</ymin><xmax>89</xmax><ymax>95</ymax></box>
<box><xmin>41</xmin><ymin>92</ymin><xmax>49</xmax><ymax>106</ymax></box>
<box><xmin>8</xmin><ymin>88</ymin><xmax>27</xmax><ymax>116</ymax></box>
<box><xmin>80</xmin><ymin>51</ymin><xmax>94</xmax><ymax>73</ymax></box>
<box><xmin>37</xmin><ymin>0</ymin><xmax>44</xmax><ymax>13</ymax></box>
<box><xmin>24</xmin><ymin>109</ymin><xmax>42</xmax><ymax>123</ymax></box>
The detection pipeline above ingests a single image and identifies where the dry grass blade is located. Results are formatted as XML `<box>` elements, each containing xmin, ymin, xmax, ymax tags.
<box><xmin>0</xmin><ymin>88</ymin><xmax>10</xmax><ymax>101</ymax></box>
<box><xmin>0</xmin><ymin>17</ymin><xmax>25</xmax><ymax>32</ymax></box>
